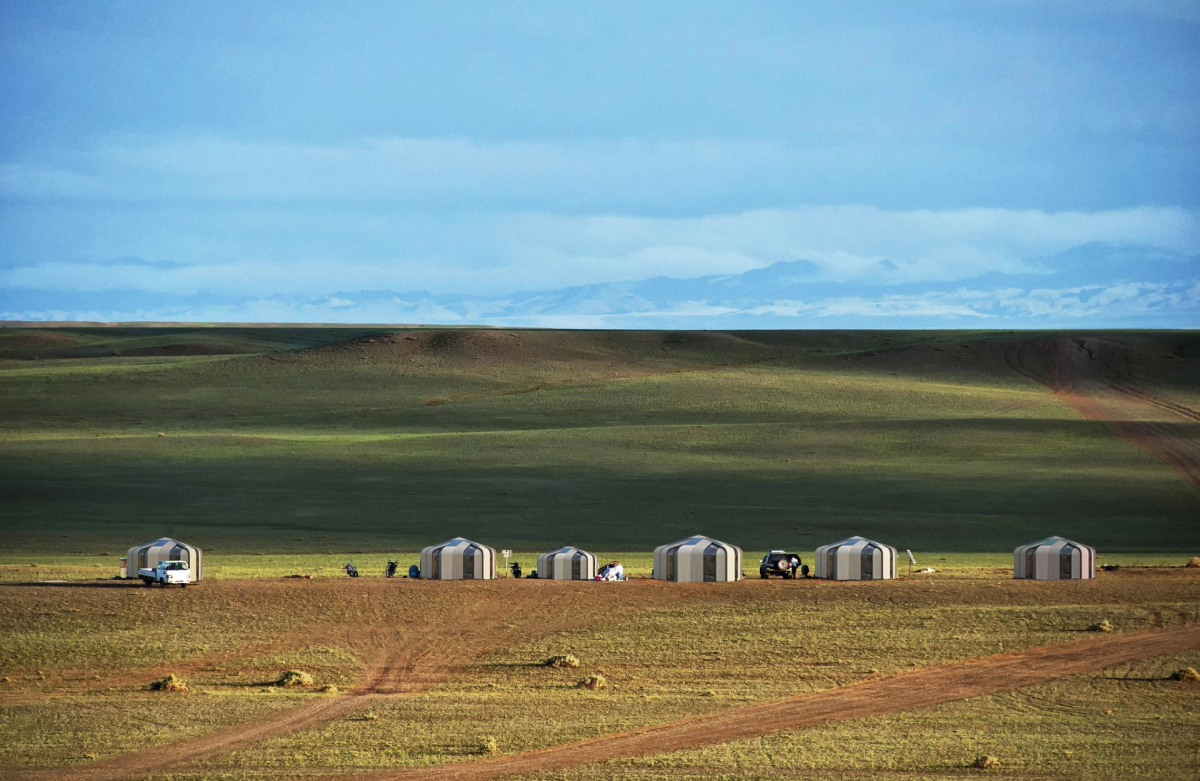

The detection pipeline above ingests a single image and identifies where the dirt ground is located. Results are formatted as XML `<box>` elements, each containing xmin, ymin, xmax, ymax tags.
<box><xmin>4</xmin><ymin>573</ymin><xmax>1198</xmax><ymax>781</ymax></box>
<box><xmin>336</xmin><ymin>625</ymin><xmax>1200</xmax><ymax>781</ymax></box>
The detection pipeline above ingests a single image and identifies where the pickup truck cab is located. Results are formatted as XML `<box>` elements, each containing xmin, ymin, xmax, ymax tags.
<box><xmin>139</xmin><ymin>561</ymin><xmax>192</xmax><ymax>587</ymax></box>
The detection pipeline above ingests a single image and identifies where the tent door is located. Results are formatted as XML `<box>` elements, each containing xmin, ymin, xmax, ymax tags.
<box><xmin>665</xmin><ymin>548</ymin><xmax>677</xmax><ymax>581</ymax></box>
<box><xmin>703</xmin><ymin>543</ymin><xmax>720</xmax><ymax>582</ymax></box>
<box><xmin>1059</xmin><ymin>548</ymin><xmax>1073</xmax><ymax>580</ymax></box>
<box><xmin>463</xmin><ymin>546</ymin><xmax>477</xmax><ymax>579</ymax></box>
<box><xmin>571</xmin><ymin>554</ymin><xmax>581</xmax><ymax>580</ymax></box>
<box><xmin>1026</xmin><ymin>549</ymin><xmax>1036</xmax><ymax>579</ymax></box>
<box><xmin>860</xmin><ymin>545</ymin><xmax>876</xmax><ymax>581</ymax></box>
<box><xmin>431</xmin><ymin>549</ymin><xmax>441</xmax><ymax>579</ymax></box>
<box><xmin>827</xmin><ymin>549</ymin><xmax>837</xmax><ymax>580</ymax></box>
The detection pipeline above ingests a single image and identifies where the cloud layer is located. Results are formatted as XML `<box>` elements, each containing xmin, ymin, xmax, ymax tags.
<box><xmin>2</xmin><ymin>4</ymin><xmax>1198</xmax><ymax>327</ymax></box>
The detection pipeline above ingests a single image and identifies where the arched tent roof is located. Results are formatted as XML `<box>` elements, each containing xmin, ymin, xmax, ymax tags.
<box><xmin>536</xmin><ymin>546</ymin><xmax>599</xmax><ymax>580</ymax></box>
<box><xmin>419</xmin><ymin>538</ymin><xmax>497</xmax><ymax>580</ymax></box>
<box><xmin>125</xmin><ymin>538</ymin><xmax>203</xmax><ymax>581</ymax></box>
<box><xmin>653</xmin><ymin>535</ymin><xmax>742</xmax><ymax>582</ymax></box>
<box><xmin>1014</xmin><ymin>536</ymin><xmax>1095</xmax><ymax>580</ymax></box>
<box><xmin>814</xmin><ymin>536</ymin><xmax>897</xmax><ymax>581</ymax></box>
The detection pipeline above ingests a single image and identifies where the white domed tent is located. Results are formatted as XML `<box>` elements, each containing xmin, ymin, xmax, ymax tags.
<box><xmin>536</xmin><ymin>546</ymin><xmax>599</xmax><ymax>580</ymax></box>
<box><xmin>814</xmin><ymin>536</ymin><xmax>897</xmax><ymax>581</ymax></box>
<box><xmin>1014</xmin><ymin>536</ymin><xmax>1095</xmax><ymax>580</ymax></box>
<box><xmin>419</xmin><ymin>538</ymin><xmax>496</xmax><ymax>580</ymax></box>
<box><xmin>653</xmin><ymin>535</ymin><xmax>742</xmax><ymax>582</ymax></box>
<box><xmin>124</xmin><ymin>538</ymin><xmax>203</xmax><ymax>581</ymax></box>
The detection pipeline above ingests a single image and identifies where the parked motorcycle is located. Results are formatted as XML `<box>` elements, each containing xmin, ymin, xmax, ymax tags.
<box><xmin>344</xmin><ymin>562</ymin><xmax>359</xmax><ymax>578</ymax></box>
<box><xmin>385</xmin><ymin>560</ymin><xmax>398</xmax><ymax>578</ymax></box>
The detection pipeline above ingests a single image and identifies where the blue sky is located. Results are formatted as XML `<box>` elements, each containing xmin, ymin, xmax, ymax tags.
<box><xmin>1</xmin><ymin>1</ymin><xmax>1198</xmax><ymax>326</ymax></box>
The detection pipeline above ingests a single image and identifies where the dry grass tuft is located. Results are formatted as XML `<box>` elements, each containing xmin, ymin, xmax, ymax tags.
<box><xmin>1186</xmin><ymin>556</ymin><xmax>1200</xmax><ymax>569</ymax></box>
<box><xmin>150</xmin><ymin>674</ymin><xmax>188</xmax><ymax>692</ymax></box>
<box><xmin>972</xmin><ymin>755</ymin><xmax>1000</xmax><ymax>769</ymax></box>
<box><xmin>1170</xmin><ymin>667</ymin><xmax>1200</xmax><ymax>682</ymax></box>
<box><xmin>320</xmin><ymin>684</ymin><xmax>339</xmax><ymax>693</ymax></box>
<box><xmin>578</xmin><ymin>674</ymin><xmax>607</xmax><ymax>690</ymax></box>
<box><xmin>278</xmin><ymin>669</ymin><xmax>315</xmax><ymax>687</ymax></box>
<box><xmin>545</xmin><ymin>654</ymin><xmax>581</xmax><ymax>669</ymax></box>
<box><xmin>1087</xmin><ymin>619</ymin><xmax>1113</xmax><ymax>633</ymax></box>
<box><xmin>479</xmin><ymin>736</ymin><xmax>499</xmax><ymax>755</ymax></box>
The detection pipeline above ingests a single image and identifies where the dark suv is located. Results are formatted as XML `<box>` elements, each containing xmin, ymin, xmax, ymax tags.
<box><xmin>759</xmin><ymin>550</ymin><xmax>803</xmax><ymax>579</ymax></box>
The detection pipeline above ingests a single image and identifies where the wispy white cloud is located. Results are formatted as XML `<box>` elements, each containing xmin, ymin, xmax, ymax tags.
<box><xmin>5</xmin><ymin>204</ymin><xmax>1193</xmax><ymax>299</ymax></box>
<box><xmin>0</xmin><ymin>136</ymin><xmax>800</xmax><ymax>205</ymax></box>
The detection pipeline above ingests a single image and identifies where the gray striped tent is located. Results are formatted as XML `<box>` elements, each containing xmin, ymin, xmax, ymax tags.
<box><xmin>653</xmin><ymin>535</ymin><xmax>743</xmax><ymax>582</ymax></box>
<box><xmin>814</xmin><ymin>536</ymin><xmax>897</xmax><ymax>581</ymax></box>
<box><xmin>1013</xmin><ymin>536</ymin><xmax>1095</xmax><ymax>580</ymax></box>
<box><xmin>419</xmin><ymin>538</ymin><xmax>497</xmax><ymax>580</ymax></box>
<box><xmin>536</xmin><ymin>546</ymin><xmax>599</xmax><ymax>580</ymax></box>
<box><xmin>124</xmin><ymin>538</ymin><xmax>204</xmax><ymax>581</ymax></box>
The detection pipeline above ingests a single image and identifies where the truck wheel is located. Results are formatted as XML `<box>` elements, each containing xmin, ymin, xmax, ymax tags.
<box><xmin>181</xmin><ymin>584</ymin><xmax>187</xmax><ymax>588</ymax></box>
<box><xmin>142</xmin><ymin>577</ymin><xmax>152</xmax><ymax>586</ymax></box>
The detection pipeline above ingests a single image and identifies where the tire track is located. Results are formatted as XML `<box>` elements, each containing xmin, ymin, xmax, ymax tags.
<box><xmin>11</xmin><ymin>585</ymin><xmax>684</xmax><ymax>781</ymax></box>
<box><xmin>326</xmin><ymin>625</ymin><xmax>1200</xmax><ymax>781</ymax></box>
<box><xmin>1004</xmin><ymin>338</ymin><xmax>1200</xmax><ymax>495</ymax></box>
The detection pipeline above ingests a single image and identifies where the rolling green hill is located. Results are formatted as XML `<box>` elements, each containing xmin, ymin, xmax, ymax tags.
<box><xmin>1</xmin><ymin>327</ymin><xmax>1197</xmax><ymax>563</ymax></box>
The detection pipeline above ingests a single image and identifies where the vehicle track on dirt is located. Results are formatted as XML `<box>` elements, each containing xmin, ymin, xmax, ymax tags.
<box><xmin>8</xmin><ymin>598</ymin><xmax>513</xmax><ymax>781</ymax></box>
<box><xmin>334</xmin><ymin>625</ymin><xmax>1200</xmax><ymax>781</ymax></box>
<box><xmin>12</xmin><ymin>584</ymin><xmax>689</xmax><ymax>781</ymax></box>
<box><xmin>1003</xmin><ymin>338</ymin><xmax>1200</xmax><ymax>495</ymax></box>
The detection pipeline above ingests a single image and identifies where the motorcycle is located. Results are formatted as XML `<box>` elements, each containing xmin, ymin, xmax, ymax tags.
<box><xmin>344</xmin><ymin>562</ymin><xmax>360</xmax><ymax>578</ymax></box>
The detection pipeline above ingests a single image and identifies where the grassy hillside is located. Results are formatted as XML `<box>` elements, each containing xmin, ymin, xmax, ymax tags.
<box><xmin>1</xmin><ymin>327</ymin><xmax>1198</xmax><ymax>564</ymax></box>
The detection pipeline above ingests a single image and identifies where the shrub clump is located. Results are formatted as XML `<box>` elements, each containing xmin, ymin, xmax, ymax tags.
<box><xmin>150</xmin><ymin>674</ymin><xmax>188</xmax><ymax>692</ymax></box>
<box><xmin>972</xmin><ymin>755</ymin><xmax>1000</xmax><ymax>769</ymax></box>
<box><xmin>578</xmin><ymin>674</ymin><xmax>607</xmax><ymax>690</ymax></box>
<box><xmin>1186</xmin><ymin>556</ymin><xmax>1200</xmax><ymax>569</ymax></box>
<box><xmin>278</xmin><ymin>670</ymin><xmax>315</xmax><ymax>688</ymax></box>
<box><xmin>1087</xmin><ymin>619</ymin><xmax>1114</xmax><ymax>633</ymax></box>
<box><xmin>320</xmin><ymin>684</ymin><xmax>339</xmax><ymax>694</ymax></box>
<box><xmin>1170</xmin><ymin>667</ymin><xmax>1200</xmax><ymax>683</ymax></box>
<box><xmin>479</xmin><ymin>736</ymin><xmax>499</xmax><ymax>755</ymax></box>
<box><xmin>545</xmin><ymin>654</ymin><xmax>581</xmax><ymax>669</ymax></box>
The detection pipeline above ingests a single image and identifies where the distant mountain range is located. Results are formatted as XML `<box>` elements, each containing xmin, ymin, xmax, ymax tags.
<box><xmin>317</xmin><ymin>242</ymin><xmax>1200</xmax><ymax>328</ymax></box>
<box><xmin>4</xmin><ymin>242</ymin><xmax>1198</xmax><ymax>327</ymax></box>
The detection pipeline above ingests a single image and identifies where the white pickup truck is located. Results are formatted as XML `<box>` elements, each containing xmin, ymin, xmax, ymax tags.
<box><xmin>139</xmin><ymin>561</ymin><xmax>193</xmax><ymax>587</ymax></box>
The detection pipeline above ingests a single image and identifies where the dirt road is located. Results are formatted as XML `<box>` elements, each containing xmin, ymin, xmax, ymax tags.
<box><xmin>337</xmin><ymin>625</ymin><xmax>1200</xmax><ymax>781</ymax></box>
<box><xmin>1004</xmin><ymin>337</ymin><xmax>1200</xmax><ymax>494</ymax></box>
<box><xmin>9</xmin><ymin>583</ymin><xmax>690</xmax><ymax>781</ymax></box>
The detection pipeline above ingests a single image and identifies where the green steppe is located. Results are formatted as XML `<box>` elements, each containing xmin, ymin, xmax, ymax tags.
<box><xmin>2</xmin><ymin>327</ymin><xmax>1198</xmax><ymax>561</ymax></box>
<box><xmin>1</xmin><ymin>326</ymin><xmax>1198</xmax><ymax>781</ymax></box>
